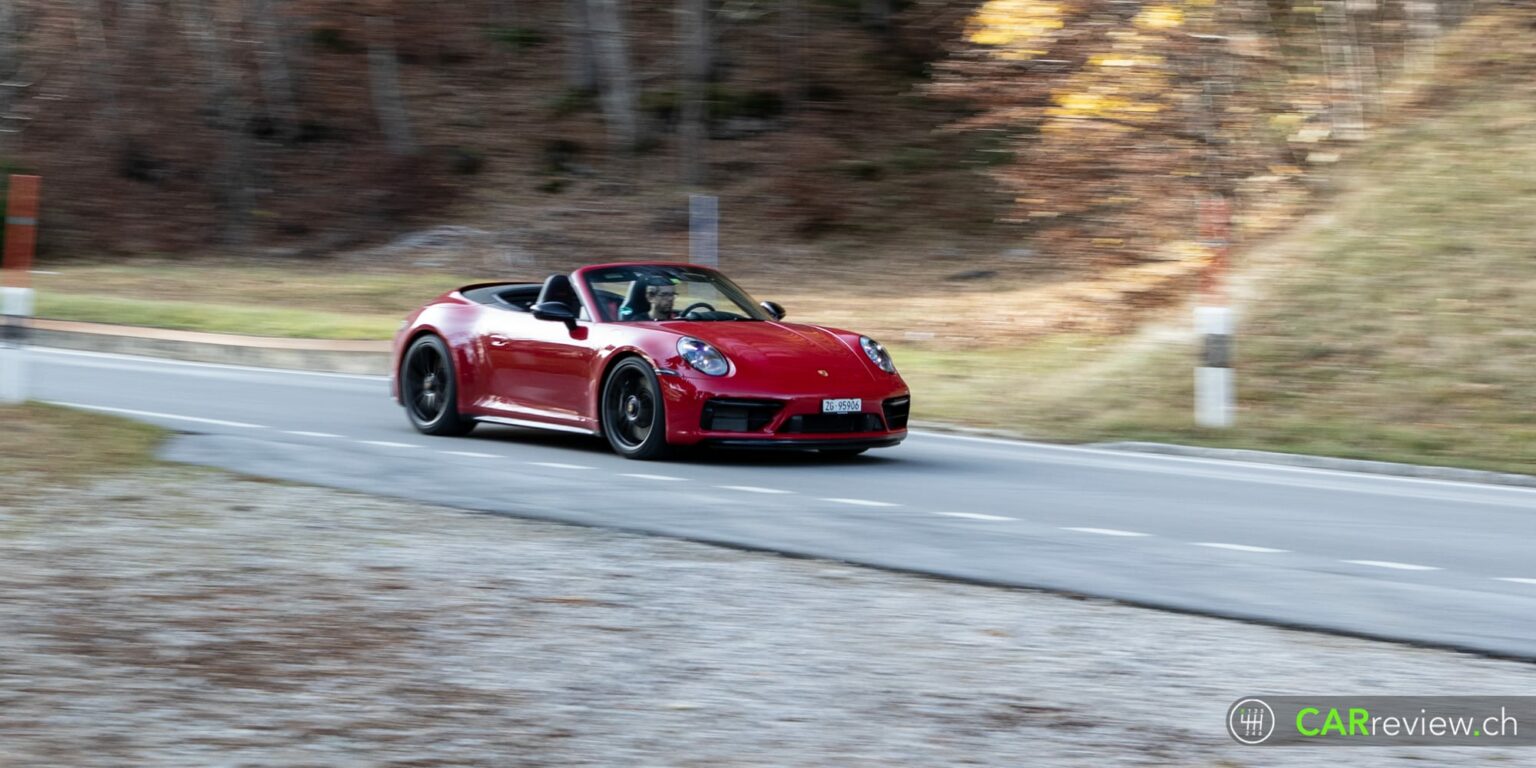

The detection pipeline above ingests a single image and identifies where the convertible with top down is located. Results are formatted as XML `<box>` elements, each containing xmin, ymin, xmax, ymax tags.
<box><xmin>391</xmin><ymin>263</ymin><xmax>910</xmax><ymax>459</ymax></box>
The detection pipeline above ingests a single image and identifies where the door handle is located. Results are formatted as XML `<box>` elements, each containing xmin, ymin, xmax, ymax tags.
<box><xmin>488</xmin><ymin>334</ymin><xmax>512</xmax><ymax>348</ymax></box>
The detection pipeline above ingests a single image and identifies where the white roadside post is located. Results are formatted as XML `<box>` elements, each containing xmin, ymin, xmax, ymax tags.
<box><xmin>1194</xmin><ymin>196</ymin><xmax>1233</xmax><ymax>428</ymax></box>
<box><xmin>1</xmin><ymin>175</ymin><xmax>41</xmax><ymax>405</ymax></box>
<box><xmin>688</xmin><ymin>193</ymin><xmax>718</xmax><ymax>267</ymax></box>
<box><xmin>0</xmin><ymin>284</ymin><xmax>33</xmax><ymax>404</ymax></box>
<box><xmin>1194</xmin><ymin>304</ymin><xmax>1233</xmax><ymax>428</ymax></box>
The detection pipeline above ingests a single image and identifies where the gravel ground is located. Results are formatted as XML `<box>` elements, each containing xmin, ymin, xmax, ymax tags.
<box><xmin>2</xmin><ymin>469</ymin><xmax>1533</xmax><ymax>767</ymax></box>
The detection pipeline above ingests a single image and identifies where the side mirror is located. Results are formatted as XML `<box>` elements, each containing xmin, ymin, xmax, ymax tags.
<box><xmin>532</xmin><ymin>301</ymin><xmax>578</xmax><ymax>327</ymax></box>
<box><xmin>760</xmin><ymin>301</ymin><xmax>786</xmax><ymax>321</ymax></box>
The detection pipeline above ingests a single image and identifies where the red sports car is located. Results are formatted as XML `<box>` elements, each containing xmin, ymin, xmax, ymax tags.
<box><xmin>391</xmin><ymin>263</ymin><xmax>910</xmax><ymax>459</ymax></box>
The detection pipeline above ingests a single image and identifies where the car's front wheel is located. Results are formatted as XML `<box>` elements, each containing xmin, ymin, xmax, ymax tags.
<box><xmin>601</xmin><ymin>358</ymin><xmax>671</xmax><ymax>460</ymax></box>
<box><xmin>401</xmin><ymin>334</ymin><xmax>474</xmax><ymax>436</ymax></box>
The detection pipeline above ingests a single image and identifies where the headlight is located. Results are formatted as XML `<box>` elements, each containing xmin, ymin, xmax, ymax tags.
<box><xmin>860</xmin><ymin>336</ymin><xmax>896</xmax><ymax>373</ymax></box>
<box><xmin>677</xmin><ymin>337</ymin><xmax>730</xmax><ymax>376</ymax></box>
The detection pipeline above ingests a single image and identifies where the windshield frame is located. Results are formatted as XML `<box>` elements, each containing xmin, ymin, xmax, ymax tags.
<box><xmin>576</xmin><ymin>263</ymin><xmax>771</xmax><ymax>323</ymax></box>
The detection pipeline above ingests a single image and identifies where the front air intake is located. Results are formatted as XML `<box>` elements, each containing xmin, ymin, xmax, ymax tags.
<box><xmin>882</xmin><ymin>396</ymin><xmax>911</xmax><ymax>430</ymax></box>
<box><xmin>701</xmin><ymin>399</ymin><xmax>783</xmax><ymax>432</ymax></box>
<box><xmin>780</xmin><ymin>413</ymin><xmax>885</xmax><ymax>434</ymax></box>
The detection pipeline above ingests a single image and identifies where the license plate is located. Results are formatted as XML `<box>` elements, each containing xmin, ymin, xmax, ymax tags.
<box><xmin>822</xmin><ymin>398</ymin><xmax>862</xmax><ymax>414</ymax></box>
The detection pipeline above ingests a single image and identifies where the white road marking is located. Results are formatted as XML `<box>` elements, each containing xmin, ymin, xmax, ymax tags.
<box><xmin>1493</xmin><ymin>578</ymin><xmax>1536</xmax><ymax>586</ymax></box>
<box><xmin>44</xmin><ymin>401</ymin><xmax>267</xmax><ymax>429</ymax></box>
<box><xmin>34</xmin><ymin>347</ymin><xmax>388</xmax><ymax>381</ymax></box>
<box><xmin>285</xmin><ymin>430</ymin><xmax>340</xmax><ymax>438</ymax></box>
<box><xmin>914</xmin><ymin>429</ymin><xmax>1536</xmax><ymax>499</ymax></box>
<box><xmin>822</xmin><ymin>498</ymin><xmax>900</xmax><ymax>508</ymax></box>
<box><xmin>442</xmin><ymin>450</ymin><xmax>499</xmax><ymax>458</ymax></box>
<box><xmin>1062</xmin><ymin>527</ymin><xmax>1151</xmax><ymax>538</ymax></box>
<box><xmin>360</xmin><ymin>440</ymin><xmax>420</xmax><ymax>449</ymax></box>
<box><xmin>621</xmin><ymin>473</ymin><xmax>685</xmax><ymax>481</ymax></box>
<box><xmin>1192</xmin><ymin>542</ymin><xmax>1287</xmax><ymax>554</ymax></box>
<box><xmin>1342</xmin><ymin>560</ymin><xmax>1440</xmax><ymax>571</ymax></box>
<box><xmin>529</xmin><ymin>462</ymin><xmax>592</xmax><ymax>470</ymax></box>
<box><xmin>716</xmin><ymin>485</ymin><xmax>793</xmax><ymax>494</ymax></box>
<box><xmin>935</xmin><ymin>512</ymin><xmax>1014</xmax><ymax>521</ymax></box>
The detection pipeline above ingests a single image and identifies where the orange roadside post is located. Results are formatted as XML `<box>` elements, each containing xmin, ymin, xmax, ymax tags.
<box><xmin>1</xmin><ymin>174</ymin><xmax>40</xmax><ymax>403</ymax></box>
<box><xmin>1</xmin><ymin>175</ymin><xmax>40</xmax><ymax>289</ymax></box>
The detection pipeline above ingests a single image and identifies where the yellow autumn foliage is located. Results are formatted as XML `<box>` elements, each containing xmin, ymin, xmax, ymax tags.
<box><xmin>1134</xmin><ymin>4</ymin><xmax>1185</xmax><ymax>30</ymax></box>
<box><xmin>966</xmin><ymin>0</ymin><xmax>1066</xmax><ymax>60</ymax></box>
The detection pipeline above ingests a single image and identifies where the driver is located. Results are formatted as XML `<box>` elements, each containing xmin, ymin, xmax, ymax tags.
<box><xmin>645</xmin><ymin>283</ymin><xmax>678</xmax><ymax>320</ymax></box>
<box><xmin>620</xmin><ymin>278</ymin><xmax>680</xmax><ymax>321</ymax></box>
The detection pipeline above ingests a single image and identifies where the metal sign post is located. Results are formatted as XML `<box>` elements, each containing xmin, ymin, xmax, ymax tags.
<box><xmin>1194</xmin><ymin>195</ymin><xmax>1233</xmax><ymax>428</ymax></box>
<box><xmin>1</xmin><ymin>175</ymin><xmax>41</xmax><ymax>405</ymax></box>
<box><xmin>688</xmin><ymin>194</ymin><xmax>718</xmax><ymax>268</ymax></box>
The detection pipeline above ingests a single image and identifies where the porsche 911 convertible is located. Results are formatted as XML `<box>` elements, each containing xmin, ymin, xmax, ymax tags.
<box><xmin>391</xmin><ymin>263</ymin><xmax>909</xmax><ymax>459</ymax></box>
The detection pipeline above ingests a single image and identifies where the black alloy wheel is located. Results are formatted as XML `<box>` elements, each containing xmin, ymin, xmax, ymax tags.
<box><xmin>401</xmin><ymin>335</ymin><xmax>473</xmax><ymax>436</ymax></box>
<box><xmin>602</xmin><ymin>358</ymin><xmax>670</xmax><ymax>460</ymax></box>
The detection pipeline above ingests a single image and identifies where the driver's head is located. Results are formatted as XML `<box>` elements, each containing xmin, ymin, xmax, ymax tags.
<box><xmin>645</xmin><ymin>282</ymin><xmax>676</xmax><ymax>319</ymax></box>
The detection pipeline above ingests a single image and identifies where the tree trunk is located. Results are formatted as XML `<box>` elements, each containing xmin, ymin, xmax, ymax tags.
<box><xmin>586</xmin><ymin>0</ymin><xmax>640</xmax><ymax>152</ymax></box>
<box><xmin>564</xmin><ymin>0</ymin><xmax>598</xmax><ymax>91</ymax></box>
<box><xmin>76</xmin><ymin>0</ymin><xmax>121</xmax><ymax>148</ymax></box>
<box><xmin>861</xmin><ymin>0</ymin><xmax>890</xmax><ymax>31</ymax></box>
<box><xmin>779</xmin><ymin>0</ymin><xmax>803</xmax><ymax>109</ymax></box>
<box><xmin>365</xmin><ymin>14</ymin><xmax>417</xmax><ymax>156</ymax></box>
<box><xmin>250</xmin><ymin>0</ymin><xmax>299</xmax><ymax>141</ymax></box>
<box><xmin>1404</xmin><ymin>0</ymin><xmax>1440</xmax><ymax>76</ymax></box>
<box><xmin>1350</xmin><ymin>1</ymin><xmax>1380</xmax><ymax>118</ymax></box>
<box><xmin>181</xmin><ymin>0</ymin><xmax>254</xmax><ymax>246</ymax></box>
<box><xmin>492</xmin><ymin>0</ymin><xmax>516</xmax><ymax>28</ymax></box>
<box><xmin>1321</xmin><ymin>0</ymin><xmax>1366</xmax><ymax>141</ymax></box>
<box><xmin>0</xmin><ymin>0</ymin><xmax>17</xmax><ymax>136</ymax></box>
<box><xmin>679</xmin><ymin>0</ymin><xmax>708</xmax><ymax>186</ymax></box>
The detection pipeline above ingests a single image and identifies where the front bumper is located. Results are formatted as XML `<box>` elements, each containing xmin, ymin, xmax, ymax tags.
<box><xmin>657</xmin><ymin>373</ymin><xmax>909</xmax><ymax>449</ymax></box>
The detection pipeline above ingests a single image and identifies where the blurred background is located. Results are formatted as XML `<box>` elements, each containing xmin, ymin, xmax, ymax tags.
<box><xmin>2</xmin><ymin>0</ymin><xmax>1532</xmax><ymax>469</ymax></box>
<box><xmin>5</xmin><ymin>3</ymin><xmax>1536</xmax><ymax>765</ymax></box>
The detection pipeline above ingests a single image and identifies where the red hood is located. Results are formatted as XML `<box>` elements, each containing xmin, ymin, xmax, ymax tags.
<box><xmin>662</xmin><ymin>321</ymin><xmax>878</xmax><ymax>383</ymax></box>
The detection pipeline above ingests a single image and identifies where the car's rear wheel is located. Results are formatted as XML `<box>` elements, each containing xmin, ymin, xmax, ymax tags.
<box><xmin>401</xmin><ymin>335</ymin><xmax>474</xmax><ymax>436</ymax></box>
<box><xmin>602</xmin><ymin>358</ymin><xmax>670</xmax><ymax>460</ymax></box>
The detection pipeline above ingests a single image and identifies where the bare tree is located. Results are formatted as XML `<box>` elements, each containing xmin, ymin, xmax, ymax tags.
<box><xmin>0</xmin><ymin>0</ymin><xmax>18</xmax><ymax>136</ymax></box>
<box><xmin>679</xmin><ymin>0</ymin><xmax>709</xmax><ymax>185</ymax></box>
<box><xmin>1404</xmin><ymin>0</ymin><xmax>1440</xmax><ymax>76</ymax></box>
<box><xmin>779</xmin><ymin>0</ymin><xmax>804</xmax><ymax>109</ymax></box>
<box><xmin>1348</xmin><ymin>0</ymin><xmax>1380</xmax><ymax>118</ymax></box>
<box><xmin>491</xmin><ymin>0</ymin><xmax>517</xmax><ymax>29</ymax></box>
<box><xmin>564</xmin><ymin>0</ymin><xmax>598</xmax><ymax>91</ymax></box>
<box><xmin>586</xmin><ymin>0</ymin><xmax>640</xmax><ymax>151</ymax></box>
<box><xmin>365</xmin><ymin>14</ymin><xmax>417</xmax><ymax>156</ymax></box>
<box><xmin>250</xmin><ymin>0</ymin><xmax>299</xmax><ymax>141</ymax></box>
<box><xmin>861</xmin><ymin>0</ymin><xmax>889</xmax><ymax>32</ymax></box>
<box><xmin>180</xmin><ymin>0</ymin><xmax>255</xmax><ymax>245</ymax></box>
<box><xmin>1321</xmin><ymin>0</ymin><xmax>1366</xmax><ymax>140</ymax></box>
<box><xmin>75</xmin><ymin>0</ymin><xmax>122</xmax><ymax>147</ymax></box>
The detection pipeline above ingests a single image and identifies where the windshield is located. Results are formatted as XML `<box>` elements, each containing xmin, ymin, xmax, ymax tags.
<box><xmin>581</xmin><ymin>265</ymin><xmax>770</xmax><ymax>323</ymax></box>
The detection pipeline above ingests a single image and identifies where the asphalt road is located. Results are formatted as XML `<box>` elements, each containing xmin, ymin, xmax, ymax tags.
<box><xmin>28</xmin><ymin>347</ymin><xmax>1536</xmax><ymax>659</ymax></box>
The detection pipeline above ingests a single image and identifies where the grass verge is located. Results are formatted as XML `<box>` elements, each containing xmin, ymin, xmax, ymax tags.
<box><xmin>36</xmin><ymin>293</ymin><xmax>403</xmax><ymax>340</ymax></box>
<box><xmin>1</xmin><ymin>403</ymin><xmax>166</xmax><ymax>492</ymax></box>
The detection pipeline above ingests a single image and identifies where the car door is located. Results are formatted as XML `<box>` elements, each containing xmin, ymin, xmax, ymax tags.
<box><xmin>482</xmin><ymin>309</ymin><xmax>598</xmax><ymax>430</ymax></box>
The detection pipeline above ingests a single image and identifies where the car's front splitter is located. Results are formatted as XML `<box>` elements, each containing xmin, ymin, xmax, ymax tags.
<box><xmin>699</xmin><ymin>435</ymin><xmax>905</xmax><ymax>451</ymax></box>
